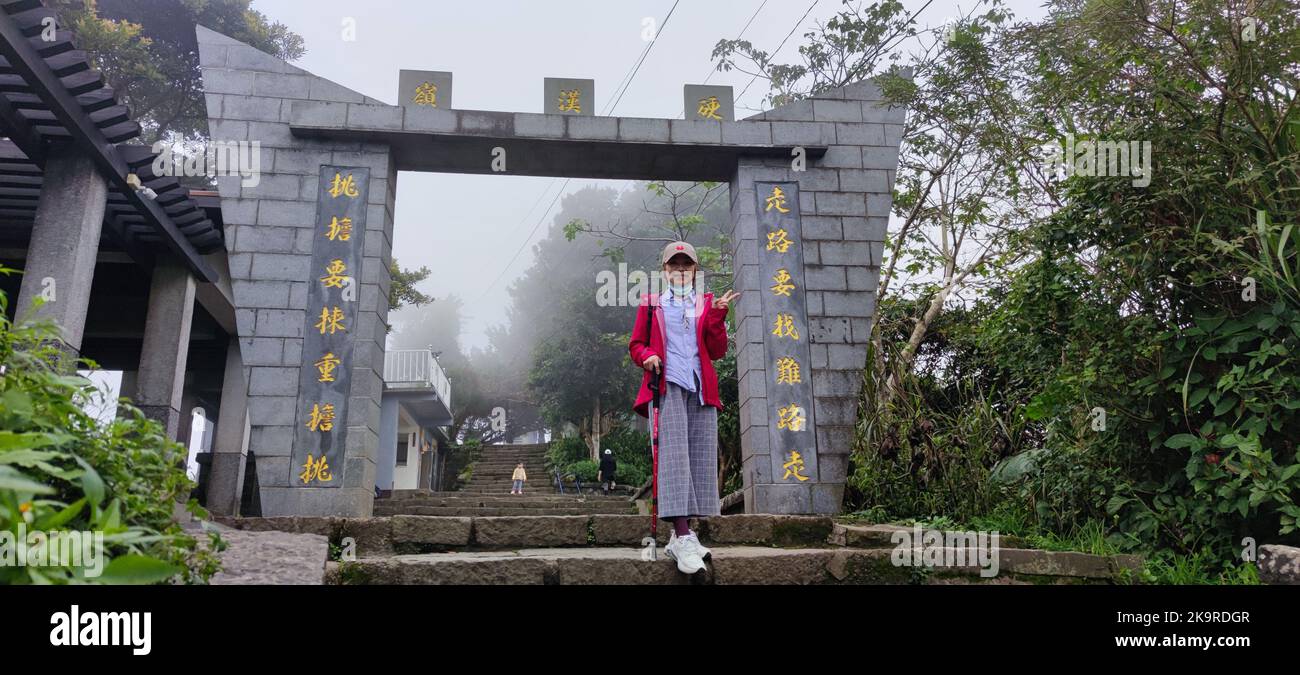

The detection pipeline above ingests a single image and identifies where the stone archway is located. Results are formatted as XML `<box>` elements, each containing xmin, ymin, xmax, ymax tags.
<box><xmin>196</xmin><ymin>25</ymin><xmax>905</xmax><ymax>517</ymax></box>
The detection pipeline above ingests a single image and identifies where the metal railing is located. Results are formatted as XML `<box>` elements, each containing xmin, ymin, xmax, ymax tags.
<box><xmin>383</xmin><ymin>349</ymin><xmax>452</xmax><ymax>409</ymax></box>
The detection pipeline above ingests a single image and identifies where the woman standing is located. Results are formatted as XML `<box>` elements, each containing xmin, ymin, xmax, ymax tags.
<box><xmin>628</xmin><ymin>241</ymin><xmax>738</xmax><ymax>574</ymax></box>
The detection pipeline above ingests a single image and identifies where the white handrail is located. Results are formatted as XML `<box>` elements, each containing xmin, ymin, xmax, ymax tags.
<box><xmin>383</xmin><ymin>349</ymin><xmax>452</xmax><ymax>411</ymax></box>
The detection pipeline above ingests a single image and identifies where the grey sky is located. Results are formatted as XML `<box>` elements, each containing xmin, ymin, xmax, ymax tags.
<box><xmin>253</xmin><ymin>0</ymin><xmax>1047</xmax><ymax>349</ymax></box>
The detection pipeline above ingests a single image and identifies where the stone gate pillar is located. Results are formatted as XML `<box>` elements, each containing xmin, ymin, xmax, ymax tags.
<box><xmin>197</xmin><ymin>26</ymin><xmax>395</xmax><ymax>516</ymax></box>
<box><xmin>729</xmin><ymin>80</ymin><xmax>904</xmax><ymax>514</ymax></box>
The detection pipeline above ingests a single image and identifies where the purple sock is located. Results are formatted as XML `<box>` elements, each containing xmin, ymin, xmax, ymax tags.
<box><xmin>673</xmin><ymin>517</ymin><xmax>690</xmax><ymax>537</ymax></box>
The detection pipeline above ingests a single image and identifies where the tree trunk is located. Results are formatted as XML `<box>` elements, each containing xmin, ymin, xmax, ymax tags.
<box><xmin>590</xmin><ymin>396</ymin><xmax>603</xmax><ymax>461</ymax></box>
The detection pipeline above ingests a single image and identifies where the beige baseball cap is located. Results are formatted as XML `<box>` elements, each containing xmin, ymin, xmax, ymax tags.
<box><xmin>661</xmin><ymin>241</ymin><xmax>699</xmax><ymax>265</ymax></box>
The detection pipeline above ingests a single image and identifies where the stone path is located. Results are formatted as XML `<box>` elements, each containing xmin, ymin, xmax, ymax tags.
<box><xmin>213</xmin><ymin>514</ymin><xmax>1145</xmax><ymax>585</ymax></box>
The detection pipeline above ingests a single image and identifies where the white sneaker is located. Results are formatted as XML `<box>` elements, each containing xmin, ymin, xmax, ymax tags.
<box><xmin>689</xmin><ymin>531</ymin><xmax>712</xmax><ymax>560</ymax></box>
<box><xmin>665</xmin><ymin>532</ymin><xmax>707</xmax><ymax>574</ymax></box>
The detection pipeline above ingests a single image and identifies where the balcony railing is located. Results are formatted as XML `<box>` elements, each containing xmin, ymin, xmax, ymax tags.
<box><xmin>383</xmin><ymin>349</ymin><xmax>451</xmax><ymax>409</ymax></box>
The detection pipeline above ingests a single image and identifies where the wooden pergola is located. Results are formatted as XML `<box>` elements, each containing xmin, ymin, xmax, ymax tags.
<box><xmin>0</xmin><ymin>0</ymin><xmax>222</xmax><ymax>281</ymax></box>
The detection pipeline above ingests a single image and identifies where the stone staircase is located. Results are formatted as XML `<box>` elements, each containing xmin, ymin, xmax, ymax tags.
<box><xmin>214</xmin><ymin>514</ymin><xmax>1145</xmax><ymax>585</ymax></box>
<box><xmin>373</xmin><ymin>442</ymin><xmax>637</xmax><ymax>518</ymax></box>
<box><xmin>374</xmin><ymin>492</ymin><xmax>635</xmax><ymax>517</ymax></box>
<box><xmin>456</xmin><ymin>442</ymin><xmax>553</xmax><ymax>495</ymax></box>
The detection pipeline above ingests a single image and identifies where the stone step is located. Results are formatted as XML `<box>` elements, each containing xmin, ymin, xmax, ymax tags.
<box><xmin>217</xmin><ymin>514</ymin><xmax>840</xmax><ymax>553</ymax></box>
<box><xmin>454</xmin><ymin>488</ymin><xmax>575</xmax><ymax>494</ymax></box>
<box><xmin>375</xmin><ymin>506</ymin><xmax>635</xmax><ymax>517</ymax></box>
<box><xmin>384</xmin><ymin>492</ymin><xmax>628</xmax><ymax>503</ymax></box>
<box><xmin>377</xmin><ymin>498</ymin><xmax>633</xmax><ymax>508</ymax></box>
<box><xmin>376</xmin><ymin>506</ymin><xmax>635</xmax><ymax>517</ymax></box>
<box><xmin>327</xmin><ymin>545</ymin><xmax>1137</xmax><ymax>585</ymax></box>
<box><xmin>214</xmin><ymin>515</ymin><xmax>1144</xmax><ymax>585</ymax></box>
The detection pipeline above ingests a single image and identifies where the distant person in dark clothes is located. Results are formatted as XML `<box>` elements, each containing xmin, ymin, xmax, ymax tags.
<box><xmin>598</xmin><ymin>448</ymin><xmax>617</xmax><ymax>495</ymax></box>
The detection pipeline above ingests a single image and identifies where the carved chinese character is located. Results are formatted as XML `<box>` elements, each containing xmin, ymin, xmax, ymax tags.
<box><xmin>320</xmin><ymin>259</ymin><xmax>348</xmax><ymax>289</ymax></box>
<box><xmin>315</xmin><ymin>307</ymin><xmax>347</xmax><ymax>335</ymax></box>
<box><xmin>766</xmin><ymin>229</ymin><xmax>793</xmax><ymax>253</ymax></box>
<box><xmin>783</xmin><ymin>451</ymin><xmax>810</xmax><ymax>481</ymax></box>
<box><xmin>412</xmin><ymin>81</ymin><xmax>438</xmax><ymax>107</ymax></box>
<box><xmin>299</xmin><ymin>454</ymin><xmax>334</xmax><ymax>484</ymax></box>
<box><xmin>316</xmin><ymin>352</ymin><xmax>341</xmax><ymax>383</ymax></box>
<box><xmin>697</xmin><ymin>95</ymin><xmax>722</xmax><ymax>120</ymax></box>
<box><xmin>772</xmin><ymin>313</ymin><xmax>800</xmax><ymax>340</ymax></box>
<box><xmin>557</xmin><ymin>89</ymin><xmax>582</xmax><ymax>113</ymax></box>
<box><xmin>775</xmin><ymin>356</ymin><xmax>802</xmax><ymax>385</ymax></box>
<box><xmin>305</xmin><ymin>403</ymin><xmax>336</xmax><ymax>432</ymax></box>
<box><xmin>764</xmin><ymin>185</ymin><xmax>791</xmax><ymax>213</ymax></box>
<box><xmin>328</xmin><ymin>172</ymin><xmax>360</xmax><ymax>199</ymax></box>
<box><xmin>776</xmin><ymin>403</ymin><xmax>806</xmax><ymax>432</ymax></box>
<box><xmin>326</xmin><ymin>216</ymin><xmax>353</xmax><ymax>242</ymax></box>
<box><xmin>771</xmin><ymin>268</ymin><xmax>795</xmax><ymax>296</ymax></box>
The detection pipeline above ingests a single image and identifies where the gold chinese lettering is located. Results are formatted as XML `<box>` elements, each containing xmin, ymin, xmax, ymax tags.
<box><xmin>305</xmin><ymin>403</ymin><xmax>336</xmax><ymax>432</ymax></box>
<box><xmin>783</xmin><ymin>451</ymin><xmax>810</xmax><ymax>481</ymax></box>
<box><xmin>764</xmin><ymin>185</ymin><xmax>791</xmax><ymax>213</ymax></box>
<box><xmin>328</xmin><ymin>172</ymin><xmax>360</xmax><ymax>199</ymax></box>
<box><xmin>320</xmin><ymin>259</ymin><xmax>348</xmax><ymax>289</ymax></box>
<box><xmin>315</xmin><ymin>352</ymin><xmax>341</xmax><ymax>383</ymax></box>
<box><xmin>775</xmin><ymin>357</ymin><xmax>802</xmax><ymax>385</ymax></box>
<box><xmin>771</xmin><ymin>269</ymin><xmax>795</xmax><ymax>296</ymax></box>
<box><xmin>772</xmin><ymin>313</ymin><xmax>800</xmax><ymax>340</ymax></box>
<box><xmin>557</xmin><ymin>89</ymin><xmax>582</xmax><ymax>113</ymax></box>
<box><xmin>326</xmin><ymin>216</ymin><xmax>353</xmax><ymax>242</ymax></box>
<box><xmin>776</xmin><ymin>403</ymin><xmax>806</xmax><ymax>432</ymax></box>
<box><xmin>412</xmin><ymin>81</ymin><xmax>438</xmax><ymax>107</ymax></box>
<box><xmin>299</xmin><ymin>454</ymin><xmax>334</xmax><ymax>484</ymax></box>
<box><xmin>766</xmin><ymin>229</ymin><xmax>793</xmax><ymax>253</ymax></box>
<box><xmin>697</xmin><ymin>95</ymin><xmax>722</xmax><ymax>120</ymax></box>
<box><xmin>315</xmin><ymin>307</ymin><xmax>347</xmax><ymax>335</ymax></box>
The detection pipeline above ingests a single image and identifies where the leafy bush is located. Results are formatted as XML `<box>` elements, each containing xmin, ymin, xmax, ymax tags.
<box><xmin>570</xmin><ymin>460</ymin><xmax>599</xmax><ymax>482</ymax></box>
<box><xmin>545</xmin><ymin>435</ymin><xmax>589</xmax><ymax>475</ymax></box>
<box><xmin>0</xmin><ymin>272</ymin><xmax>221</xmax><ymax>584</ymax></box>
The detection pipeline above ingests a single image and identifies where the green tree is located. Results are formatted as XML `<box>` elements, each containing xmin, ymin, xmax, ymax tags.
<box><xmin>52</xmin><ymin>0</ymin><xmax>305</xmax><ymax>144</ymax></box>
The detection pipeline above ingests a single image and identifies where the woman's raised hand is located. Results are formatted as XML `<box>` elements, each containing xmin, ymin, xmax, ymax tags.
<box><xmin>712</xmin><ymin>289</ymin><xmax>741</xmax><ymax>311</ymax></box>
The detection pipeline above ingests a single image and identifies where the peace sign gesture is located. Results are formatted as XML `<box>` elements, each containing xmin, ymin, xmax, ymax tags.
<box><xmin>712</xmin><ymin>289</ymin><xmax>741</xmax><ymax>311</ymax></box>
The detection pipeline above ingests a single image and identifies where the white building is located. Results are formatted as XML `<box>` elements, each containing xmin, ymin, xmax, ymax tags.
<box><xmin>377</xmin><ymin>348</ymin><xmax>453</xmax><ymax>494</ymax></box>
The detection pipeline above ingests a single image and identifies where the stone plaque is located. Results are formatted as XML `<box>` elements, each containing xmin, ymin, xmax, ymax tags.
<box><xmin>684</xmin><ymin>84</ymin><xmax>734</xmax><ymax>121</ymax></box>
<box><xmin>543</xmin><ymin>77</ymin><xmax>594</xmax><ymax>116</ymax></box>
<box><xmin>399</xmin><ymin>69</ymin><xmax>453</xmax><ymax>109</ymax></box>
<box><xmin>290</xmin><ymin>165</ymin><xmax>370</xmax><ymax>488</ymax></box>
<box><xmin>754</xmin><ymin>181</ymin><xmax>818</xmax><ymax>485</ymax></box>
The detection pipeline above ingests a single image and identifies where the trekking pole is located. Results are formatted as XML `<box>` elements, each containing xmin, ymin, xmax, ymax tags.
<box><xmin>643</xmin><ymin>297</ymin><xmax>662</xmax><ymax>542</ymax></box>
<box><xmin>649</xmin><ymin>363</ymin><xmax>661</xmax><ymax>541</ymax></box>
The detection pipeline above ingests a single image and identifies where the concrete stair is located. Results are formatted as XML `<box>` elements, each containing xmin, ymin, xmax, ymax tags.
<box><xmin>213</xmin><ymin>514</ymin><xmax>1145</xmax><ymax>585</ymax></box>
<box><xmin>375</xmin><ymin>491</ymin><xmax>636</xmax><ymax>517</ymax></box>
<box><xmin>452</xmin><ymin>442</ymin><xmax>625</xmax><ymax>499</ymax></box>
<box><xmin>455</xmin><ymin>442</ymin><xmax>552</xmax><ymax>496</ymax></box>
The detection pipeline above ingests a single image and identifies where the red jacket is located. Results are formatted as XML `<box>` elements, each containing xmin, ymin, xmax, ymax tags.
<box><xmin>629</xmin><ymin>291</ymin><xmax>729</xmax><ymax>417</ymax></box>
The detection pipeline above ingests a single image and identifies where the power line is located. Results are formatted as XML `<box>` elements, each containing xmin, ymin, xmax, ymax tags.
<box><xmin>735</xmin><ymin>0</ymin><xmax>819</xmax><ymax>106</ymax></box>
<box><xmin>703</xmin><ymin>0</ymin><xmax>768</xmax><ymax>87</ymax></box>
<box><xmin>604</xmin><ymin>0</ymin><xmax>682</xmax><ymax>115</ymax></box>
<box><xmin>475</xmin><ymin>1</ymin><xmax>682</xmax><ymax>303</ymax></box>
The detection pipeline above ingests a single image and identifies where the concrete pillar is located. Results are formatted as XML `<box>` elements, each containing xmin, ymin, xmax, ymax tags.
<box><xmin>133</xmin><ymin>258</ymin><xmax>196</xmax><ymax>440</ymax></box>
<box><xmin>117</xmin><ymin>370</ymin><xmax>138</xmax><ymax>420</ymax></box>
<box><xmin>376</xmin><ymin>396</ymin><xmax>399</xmax><ymax>493</ymax></box>
<box><xmin>208</xmin><ymin>338</ymin><xmax>250</xmax><ymax>515</ymax></box>
<box><xmin>15</xmin><ymin>144</ymin><xmax>109</xmax><ymax>355</ymax></box>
